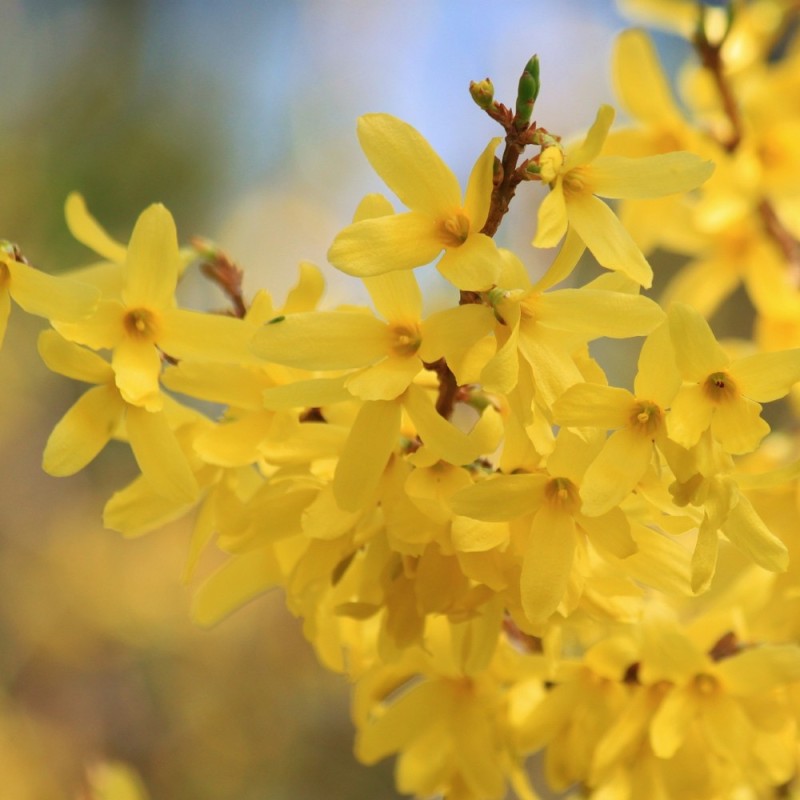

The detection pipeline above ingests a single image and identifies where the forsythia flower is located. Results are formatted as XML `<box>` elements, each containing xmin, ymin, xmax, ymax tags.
<box><xmin>328</xmin><ymin>114</ymin><xmax>504</xmax><ymax>290</ymax></box>
<box><xmin>533</xmin><ymin>103</ymin><xmax>715</xmax><ymax>287</ymax></box>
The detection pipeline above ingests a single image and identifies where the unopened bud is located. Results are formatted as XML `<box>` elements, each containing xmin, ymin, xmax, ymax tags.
<box><xmin>470</xmin><ymin>78</ymin><xmax>495</xmax><ymax>110</ymax></box>
<box><xmin>514</xmin><ymin>55</ymin><xmax>540</xmax><ymax>130</ymax></box>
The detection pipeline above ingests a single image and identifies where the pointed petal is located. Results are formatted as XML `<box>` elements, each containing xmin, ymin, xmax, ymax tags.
<box><xmin>122</xmin><ymin>204</ymin><xmax>180</xmax><ymax>308</ymax></box>
<box><xmin>191</xmin><ymin>546</ymin><xmax>283</xmax><ymax>627</ymax></box>
<box><xmin>251</xmin><ymin>311</ymin><xmax>390</xmax><ymax>369</ymax></box>
<box><xmin>565</xmin><ymin>104</ymin><xmax>615</xmax><ymax>169</ymax></box>
<box><xmin>650</xmin><ymin>686</ymin><xmax>695</xmax><ymax>758</ymax></box>
<box><xmin>531</xmin><ymin>227</ymin><xmax>586</xmax><ymax>290</ymax></box>
<box><xmin>666</xmin><ymin>384</ymin><xmax>714</xmax><ymax>449</ymax></box>
<box><xmin>328</xmin><ymin>212</ymin><xmax>442</xmax><ymax>277</ymax></box>
<box><xmin>667</xmin><ymin>302</ymin><xmax>729</xmax><ymax>379</ymax></box>
<box><xmin>126</xmin><ymin>405</ymin><xmax>199</xmax><ymax>503</ymax></box>
<box><xmin>352</xmin><ymin>192</ymin><xmax>395</xmax><ymax>221</ymax></box>
<box><xmin>532</xmin><ymin>182</ymin><xmax>568</xmax><ymax>249</ymax></box>
<box><xmin>721</xmin><ymin>493</ymin><xmax>788</xmax><ymax>572</ymax></box>
<box><xmin>634</xmin><ymin>321</ymin><xmax>681</xmax><ymax>407</ymax></box>
<box><xmin>537</xmin><ymin>288</ymin><xmax>664</xmax><ymax>338</ymax></box>
<box><xmin>710</xmin><ymin>396</ymin><xmax>769</xmax><ymax>454</ymax></box>
<box><xmin>112</xmin><ymin>336</ymin><xmax>162</xmax><ymax>408</ymax></box>
<box><xmin>363</xmin><ymin>269</ymin><xmax>422</xmax><ymax>323</ymax></box>
<box><xmin>580</xmin><ymin>506</ymin><xmax>637</xmax><ymax>557</ymax></box>
<box><xmin>65</xmin><ymin>192</ymin><xmax>127</xmax><ymax>262</ymax></box>
<box><xmin>580</xmin><ymin>429</ymin><xmax>653</xmax><ymax>516</ymax></box>
<box><xmin>450</xmin><ymin>473</ymin><xmax>548</xmax><ymax>521</ymax></box>
<box><xmin>590</xmin><ymin>153</ymin><xmax>713</xmax><ymax>199</ymax></box>
<box><xmin>345</xmin><ymin>356</ymin><xmax>420</xmax><ymax>401</ymax></box>
<box><xmin>552</xmin><ymin>382</ymin><xmax>633</xmax><ymax>429</ymax></box>
<box><xmin>159</xmin><ymin>308</ymin><xmax>253</xmax><ymax>363</ymax></box>
<box><xmin>0</xmin><ymin>288</ymin><xmax>9</xmax><ymax>348</ymax></box>
<box><xmin>717</xmin><ymin>645</ymin><xmax>800</xmax><ymax>696</ymax></box>
<box><xmin>567</xmin><ymin>193</ymin><xmax>653</xmax><ymax>287</ymax></box>
<box><xmin>7</xmin><ymin>259</ymin><xmax>99</xmax><ymax>322</ymax></box>
<box><xmin>333</xmin><ymin>399</ymin><xmax>400</xmax><ymax>511</ymax></box>
<box><xmin>613</xmin><ymin>29</ymin><xmax>683</xmax><ymax>125</ymax></box>
<box><xmin>436</xmin><ymin>233</ymin><xmax>501</xmax><ymax>291</ymax></box>
<box><xmin>357</xmin><ymin>113</ymin><xmax>461</xmax><ymax>213</ymax></box>
<box><xmin>38</xmin><ymin>329</ymin><xmax>114</xmax><ymax>384</ymax></box>
<box><xmin>261</xmin><ymin>376</ymin><xmax>350</xmax><ymax>410</ymax></box>
<box><xmin>42</xmin><ymin>385</ymin><xmax>123</xmax><ymax>475</ymax></box>
<box><xmin>521</xmin><ymin>505</ymin><xmax>576</xmax><ymax>623</ymax></box>
<box><xmin>464</xmin><ymin>137</ymin><xmax>501</xmax><ymax>229</ymax></box>
<box><xmin>732</xmin><ymin>349</ymin><xmax>800</xmax><ymax>402</ymax></box>
<box><xmin>104</xmin><ymin>474</ymin><xmax>194</xmax><ymax>538</ymax></box>
<box><xmin>282</xmin><ymin>261</ymin><xmax>325</xmax><ymax>313</ymax></box>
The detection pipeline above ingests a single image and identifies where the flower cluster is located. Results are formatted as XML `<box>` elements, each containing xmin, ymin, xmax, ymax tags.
<box><xmin>5</xmin><ymin>2</ymin><xmax>800</xmax><ymax>798</ymax></box>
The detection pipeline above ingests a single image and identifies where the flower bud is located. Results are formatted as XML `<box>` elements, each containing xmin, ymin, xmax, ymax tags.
<box><xmin>514</xmin><ymin>55</ymin><xmax>539</xmax><ymax>130</ymax></box>
<box><xmin>469</xmin><ymin>78</ymin><xmax>495</xmax><ymax>110</ymax></box>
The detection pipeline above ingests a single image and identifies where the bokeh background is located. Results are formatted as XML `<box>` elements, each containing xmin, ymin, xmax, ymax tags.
<box><xmin>0</xmin><ymin>1</ymin><xmax>673</xmax><ymax>797</ymax></box>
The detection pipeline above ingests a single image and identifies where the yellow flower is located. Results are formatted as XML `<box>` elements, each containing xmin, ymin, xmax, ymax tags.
<box><xmin>328</xmin><ymin>114</ymin><xmax>503</xmax><ymax>290</ymax></box>
<box><xmin>533</xmin><ymin>104</ymin><xmax>715</xmax><ymax>288</ymax></box>
<box><xmin>38</xmin><ymin>330</ymin><xmax>199</xmax><ymax>503</ymax></box>
<box><xmin>55</xmin><ymin>202</ymin><xmax>252</xmax><ymax>410</ymax></box>
<box><xmin>667</xmin><ymin>303</ymin><xmax>800</xmax><ymax>454</ymax></box>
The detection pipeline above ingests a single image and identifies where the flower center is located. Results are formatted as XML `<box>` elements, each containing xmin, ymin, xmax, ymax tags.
<box><xmin>629</xmin><ymin>400</ymin><xmax>663</xmax><ymax>437</ymax></box>
<box><xmin>693</xmin><ymin>673</ymin><xmax>719</xmax><ymax>695</ymax></box>
<box><xmin>544</xmin><ymin>476</ymin><xmax>579</xmax><ymax>512</ymax></box>
<box><xmin>389</xmin><ymin>323</ymin><xmax>421</xmax><ymax>357</ymax></box>
<box><xmin>123</xmin><ymin>307</ymin><xmax>159</xmax><ymax>340</ymax></box>
<box><xmin>703</xmin><ymin>371</ymin><xmax>737</xmax><ymax>403</ymax></box>
<box><xmin>562</xmin><ymin>166</ymin><xmax>590</xmax><ymax>198</ymax></box>
<box><xmin>437</xmin><ymin>211</ymin><xmax>471</xmax><ymax>248</ymax></box>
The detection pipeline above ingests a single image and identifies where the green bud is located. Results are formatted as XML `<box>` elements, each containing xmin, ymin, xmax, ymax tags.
<box><xmin>469</xmin><ymin>78</ymin><xmax>495</xmax><ymax>110</ymax></box>
<box><xmin>514</xmin><ymin>55</ymin><xmax>540</xmax><ymax>130</ymax></box>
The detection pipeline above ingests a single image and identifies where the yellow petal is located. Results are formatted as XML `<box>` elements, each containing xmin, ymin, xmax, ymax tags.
<box><xmin>38</xmin><ymin>329</ymin><xmax>114</xmax><ymax>384</ymax></box>
<box><xmin>328</xmin><ymin>212</ymin><xmax>441</xmax><ymax>277</ymax></box>
<box><xmin>162</xmin><ymin>362</ymin><xmax>268</xmax><ymax>409</ymax></box>
<box><xmin>122</xmin><ymin>203</ymin><xmax>180</xmax><ymax>309</ymax></box>
<box><xmin>352</xmin><ymin>192</ymin><xmax>394</xmax><ymax>221</ymax></box>
<box><xmin>565</xmin><ymin>104</ymin><xmax>615</xmax><ymax>169</ymax></box>
<box><xmin>589</xmin><ymin>153</ymin><xmax>714</xmax><ymax>199</ymax></box>
<box><xmin>42</xmin><ymin>384</ymin><xmax>124</xmax><ymax>475</ymax></box>
<box><xmin>104</xmin><ymin>474</ymin><xmax>194</xmax><ymax>538</ymax></box>
<box><xmin>282</xmin><ymin>261</ymin><xmax>325</xmax><ymax>313</ymax></box>
<box><xmin>666</xmin><ymin>384</ymin><xmax>714</xmax><ymax>449</ymax></box>
<box><xmin>721</xmin><ymin>493</ymin><xmax>788</xmax><ymax>572</ymax></box>
<box><xmin>650</xmin><ymin>686</ymin><xmax>694</xmax><ymax>758</ymax></box>
<box><xmin>65</xmin><ymin>192</ymin><xmax>127</xmax><ymax>262</ymax></box>
<box><xmin>435</xmin><ymin>232</ymin><xmax>501</xmax><ymax>291</ymax></box>
<box><xmin>613</xmin><ymin>29</ymin><xmax>682</xmax><ymax>125</ymax></box>
<box><xmin>0</xmin><ymin>288</ymin><xmax>9</xmax><ymax>347</ymax></box>
<box><xmin>464</xmin><ymin>137</ymin><xmax>501</xmax><ymax>229</ymax></box>
<box><xmin>532</xmin><ymin>181</ymin><xmax>568</xmax><ymax>249</ymax></box>
<box><xmin>553</xmin><ymin>383</ymin><xmax>633</xmax><ymax>428</ymax></box>
<box><xmin>537</xmin><ymin>288</ymin><xmax>664</xmax><ymax>339</ymax></box>
<box><xmin>345</xmin><ymin>356</ymin><xmax>420</xmax><ymax>401</ymax></box>
<box><xmin>53</xmin><ymin>298</ymin><xmax>124</xmax><ymax>350</ymax></box>
<box><xmin>732</xmin><ymin>349</ymin><xmax>800</xmax><ymax>402</ymax></box>
<box><xmin>363</xmin><ymin>269</ymin><xmax>422</xmax><ymax>323</ymax></box>
<box><xmin>634</xmin><ymin>321</ymin><xmax>681</xmax><ymax>407</ymax></box>
<box><xmin>566</xmin><ymin>192</ymin><xmax>653</xmax><ymax>287</ymax></box>
<box><xmin>580</xmin><ymin>428</ymin><xmax>653</xmax><ymax>516</ymax></box>
<box><xmin>160</xmin><ymin>308</ymin><xmax>253</xmax><ymax>363</ymax></box>
<box><xmin>261</xmin><ymin>376</ymin><xmax>350</xmax><ymax>409</ymax></box>
<box><xmin>450</xmin><ymin>517</ymin><xmax>509</xmax><ymax>551</ymax></box>
<box><xmin>667</xmin><ymin>302</ymin><xmax>729</xmax><ymax>379</ymax></box>
<box><xmin>112</xmin><ymin>336</ymin><xmax>163</xmax><ymax>409</ymax></box>
<box><xmin>7</xmin><ymin>258</ymin><xmax>99</xmax><ymax>321</ymax></box>
<box><xmin>716</xmin><ymin>645</ymin><xmax>800</xmax><ymax>696</ymax></box>
<box><xmin>531</xmin><ymin>227</ymin><xmax>586</xmax><ymax>291</ymax></box>
<box><xmin>251</xmin><ymin>311</ymin><xmax>390</xmax><ymax>369</ymax></box>
<box><xmin>357</xmin><ymin>113</ymin><xmax>461</xmax><ymax>214</ymax></box>
<box><xmin>191</xmin><ymin>546</ymin><xmax>283</xmax><ymax>627</ymax></box>
<box><xmin>450</xmin><ymin>473</ymin><xmax>548</xmax><ymax>521</ymax></box>
<box><xmin>126</xmin><ymin>405</ymin><xmax>199</xmax><ymax>503</ymax></box>
<box><xmin>333</xmin><ymin>399</ymin><xmax>400</xmax><ymax>511</ymax></box>
<box><xmin>521</xmin><ymin>505</ymin><xmax>577</xmax><ymax>623</ymax></box>
<box><xmin>710</xmin><ymin>396</ymin><xmax>769</xmax><ymax>454</ymax></box>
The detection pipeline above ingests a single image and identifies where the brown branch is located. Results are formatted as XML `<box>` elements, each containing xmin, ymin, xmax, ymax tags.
<box><xmin>192</xmin><ymin>237</ymin><xmax>248</xmax><ymax>319</ymax></box>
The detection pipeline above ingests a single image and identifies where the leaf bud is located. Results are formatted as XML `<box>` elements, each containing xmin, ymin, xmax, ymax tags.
<box><xmin>514</xmin><ymin>55</ymin><xmax>539</xmax><ymax>130</ymax></box>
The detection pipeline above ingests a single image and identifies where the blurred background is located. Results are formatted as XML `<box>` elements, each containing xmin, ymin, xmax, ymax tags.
<box><xmin>0</xmin><ymin>1</ymin><xmax>654</xmax><ymax>797</ymax></box>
